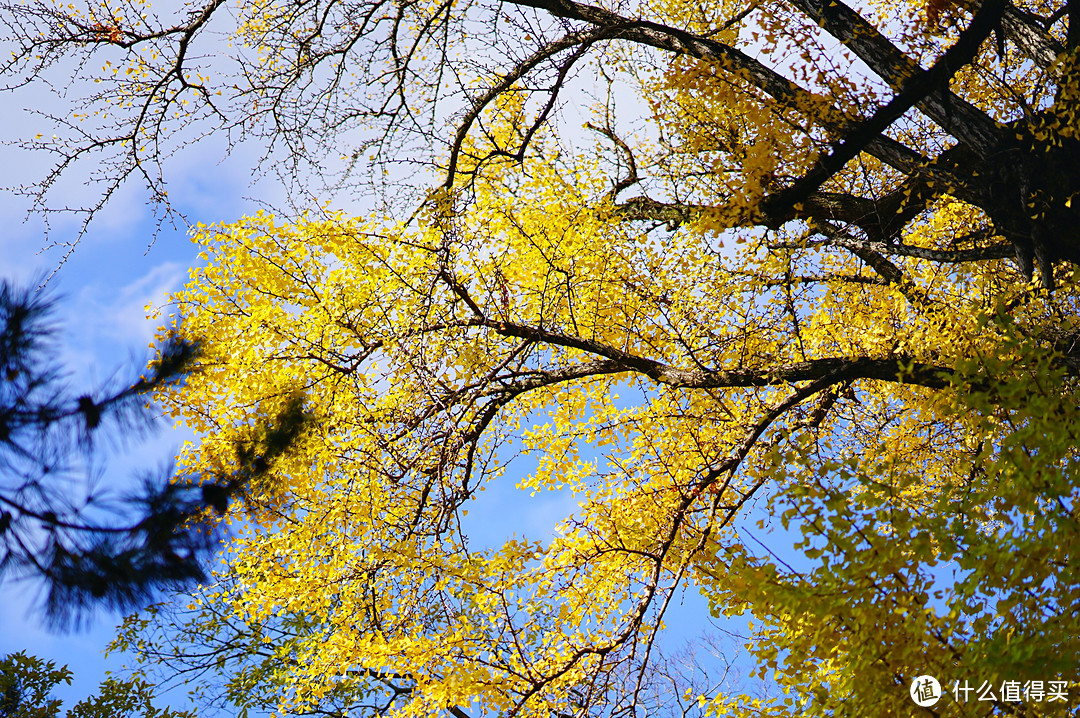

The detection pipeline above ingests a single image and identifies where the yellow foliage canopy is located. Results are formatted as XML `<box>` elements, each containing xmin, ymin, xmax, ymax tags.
<box><xmin>68</xmin><ymin>0</ymin><xmax>1080</xmax><ymax>714</ymax></box>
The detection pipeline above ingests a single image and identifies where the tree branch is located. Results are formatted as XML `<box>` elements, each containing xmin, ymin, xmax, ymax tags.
<box><xmin>484</xmin><ymin>320</ymin><xmax>952</xmax><ymax>389</ymax></box>
<box><xmin>783</xmin><ymin>0</ymin><xmax>1004</xmax><ymax>154</ymax></box>
<box><xmin>777</xmin><ymin>234</ymin><xmax>1015</xmax><ymax>263</ymax></box>
<box><xmin>763</xmin><ymin>0</ymin><xmax>1008</xmax><ymax>218</ymax></box>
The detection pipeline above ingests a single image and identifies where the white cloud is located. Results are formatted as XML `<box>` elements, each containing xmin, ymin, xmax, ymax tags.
<box><xmin>73</xmin><ymin>260</ymin><xmax>187</xmax><ymax>348</ymax></box>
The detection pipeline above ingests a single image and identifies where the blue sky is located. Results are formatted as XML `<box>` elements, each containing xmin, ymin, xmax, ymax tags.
<box><xmin>0</xmin><ymin>94</ymin><xmax>279</xmax><ymax>708</ymax></box>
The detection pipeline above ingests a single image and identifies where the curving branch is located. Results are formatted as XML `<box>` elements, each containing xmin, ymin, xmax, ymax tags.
<box><xmin>443</xmin><ymin>28</ymin><xmax>609</xmax><ymax>187</ymax></box>
<box><xmin>507</xmin><ymin>0</ymin><xmax>930</xmax><ymax>175</ymax></box>
<box><xmin>482</xmin><ymin>321</ymin><xmax>952</xmax><ymax>390</ymax></box>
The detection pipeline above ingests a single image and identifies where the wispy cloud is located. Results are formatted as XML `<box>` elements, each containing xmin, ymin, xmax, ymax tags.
<box><xmin>73</xmin><ymin>260</ymin><xmax>187</xmax><ymax>347</ymax></box>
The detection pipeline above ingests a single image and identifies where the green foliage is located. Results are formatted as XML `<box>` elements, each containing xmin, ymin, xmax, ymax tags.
<box><xmin>0</xmin><ymin>652</ymin><xmax>194</xmax><ymax>718</ymax></box>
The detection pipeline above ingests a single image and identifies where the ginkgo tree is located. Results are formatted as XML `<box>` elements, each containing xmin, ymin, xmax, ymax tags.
<box><xmin>6</xmin><ymin>0</ymin><xmax>1080</xmax><ymax>714</ymax></box>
